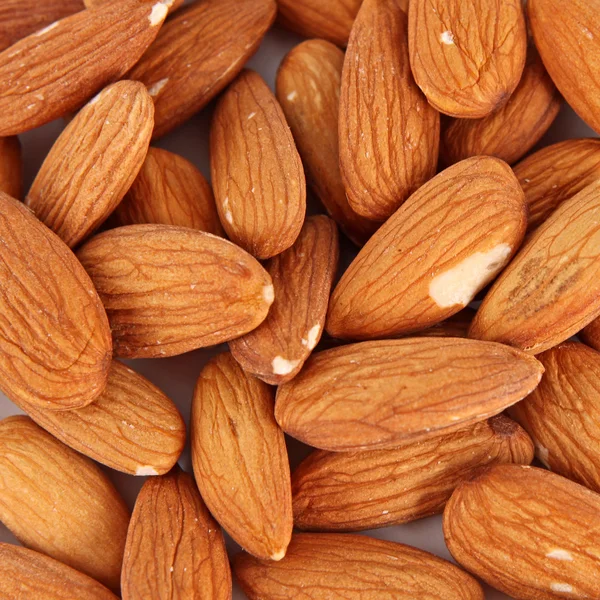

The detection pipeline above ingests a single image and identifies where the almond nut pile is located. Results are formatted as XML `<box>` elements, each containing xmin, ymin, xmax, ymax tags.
<box><xmin>1</xmin><ymin>0</ymin><xmax>600</xmax><ymax>599</ymax></box>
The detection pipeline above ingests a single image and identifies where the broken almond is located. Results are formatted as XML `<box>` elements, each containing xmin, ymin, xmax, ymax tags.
<box><xmin>0</xmin><ymin>136</ymin><xmax>22</xmax><ymax>198</ymax></box>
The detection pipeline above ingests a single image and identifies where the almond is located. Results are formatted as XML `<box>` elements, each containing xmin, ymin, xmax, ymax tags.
<box><xmin>411</xmin><ymin>307</ymin><xmax>476</xmax><ymax>339</ymax></box>
<box><xmin>0</xmin><ymin>0</ymin><xmax>168</xmax><ymax>136</ymax></box>
<box><xmin>470</xmin><ymin>179</ymin><xmax>600</xmax><ymax>354</ymax></box>
<box><xmin>327</xmin><ymin>156</ymin><xmax>526</xmax><ymax>340</ymax></box>
<box><xmin>128</xmin><ymin>0</ymin><xmax>276</xmax><ymax>139</ymax></box>
<box><xmin>444</xmin><ymin>464</ymin><xmax>600</xmax><ymax>599</ymax></box>
<box><xmin>210</xmin><ymin>69</ymin><xmax>306</xmax><ymax>259</ymax></box>
<box><xmin>276</xmin><ymin>39</ymin><xmax>376</xmax><ymax>245</ymax></box>
<box><xmin>191</xmin><ymin>352</ymin><xmax>293</xmax><ymax>561</ymax></box>
<box><xmin>234</xmin><ymin>532</ymin><xmax>484</xmax><ymax>599</ymax></box>
<box><xmin>230</xmin><ymin>215</ymin><xmax>338</xmax><ymax>385</ymax></box>
<box><xmin>0</xmin><ymin>136</ymin><xmax>22</xmax><ymax>198</ymax></box>
<box><xmin>292</xmin><ymin>415</ymin><xmax>533</xmax><ymax>532</ymax></box>
<box><xmin>339</xmin><ymin>0</ymin><xmax>439</xmax><ymax>221</ymax></box>
<box><xmin>275</xmin><ymin>337</ymin><xmax>543</xmax><ymax>451</ymax></box>
<box><xmin>26</xmin><ymin>80</ymin><xmax>153</xmax><ymax>248</ymax></box>
<box><xmin>84</xmin><ymin>0</ymin><xmax>182</xmax><ymax>11</ymax></box>
<box><xmin>110</xmin><ymin>146</ymin><xmax>224</xmax><ymax>236</ymax></box>
<box><xmin>408</xmin><ymin>0</ymin><xmax>527</xmax><ymax>118</ymax></box>
<box><xmin>77</xmin><ymin>224</ymin><xmax>273</xmax><ymax>358</ymax></box>
<box><xmin>0</xmin><ymin>416</ymin><xmax>130</xmax><ymax>590</ymax></box>
<box><xmin>121</xmin><ymin>467</ymin><xmax>231</xmax><ymax>600</ymax></box>
<box><xmin>580</xmin><ymin>318</ymin><xmax>600</xmax><ymax>352</ymax></box>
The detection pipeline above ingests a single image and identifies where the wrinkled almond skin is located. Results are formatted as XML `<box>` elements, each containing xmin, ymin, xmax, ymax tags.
<box><xmin>230</xmin><ymin>216</ymin><xmax>338</xmax><ymax>385</ymax></box>
<box><xmin>327</xmin><ymin>157</ymin><xmax>526</xmax><ymax>340</ymax></box>
<box><xmin>292</xmin><ymin>415</ymin><xmax>533</xmax><ymax>531</ymax></box>
<box><xmin>0</xmin><ymin>136</ymin><xmax>22</xmax><ymax>198</ymax></box>
<box><xmin>77</xmin><ymin>224</ymin><xmax>273</xmax><ymax>358</ymax></box>
<box><xmin>0</xmin><ymin>416</ymin><xmax>130</xmax><ymax>590</ymax></box>
<box><xmin>409</xmin><ymin>0</ymin><xmax>527</xmax><ymax>118</ymax></box>
<box><xmin>275</xmin><ymin>338</ymin><xmax>543</xmax><ymax>451</ymax></box>
<box><xmin>192</xmin><ymin>353</ymin><xmax>293</xmax><ymax>561</ymax></box>
<box><xmin>128</xmin><ymin>0</ymin><xmax>276</xmax><ymax>139</ymax></box>
<box><xmin>211</xmin><ymin>69</ymin><xmax>306</xmax><ymax>259</ymax></box>
<box><xmin>0</xmin><ymin>192</ymin><xmax>111</xmax><ymax>411</ymax></box>
<box><xmin>444</xmin><ymin>464</ymin><xmax>600</xmax><ymax>600</ymax></box>
<box><xmin>470</xmin><ymin>179</ymin><xmax>600</xmax><ymax>354</ymax></box>
<box><xmin>276</xmin><ymin>39</ymin><xmax>376</xmax><ymax>245</ymax></box>
<box><xmin>26</xmin><ymin>81</ymin><xmax>154</xmax><ymax>248</ymax></box>
<box><xmin>122</xmin><ymin>467</ymin><xmax>232</xmax><ymax>600</ymax></box>
<box><xmin>234</xmin><ymin>533</ymin><xmax>484</xmax><ymax>600</ymax></box>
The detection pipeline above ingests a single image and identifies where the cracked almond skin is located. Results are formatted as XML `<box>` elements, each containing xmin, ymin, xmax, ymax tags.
<box><xmin>441</xmin><ymin>48</ymin><xmax>561</xmax><ymax>166</ymax></box>
<box><xmin>444</xmin><ymin>464</ymin><xmax>600</xmax><ymax>599</ymax></box>
<box><xmin>276</xmin><ymin>39</ymin><xmax>376</xmax><ymax>245</ymax></box>
<box><xmin>234</xmin><ymin>532</ymin><xmax>484</xmax><ymax>600</ymax></box>
<box><xmin>26</xmin><ymin>81</ymin><xmax>154</xmax><ymax>248</ymax></box>
<box><xmin>0</xmin><ymin>136</ymin><xmax>22</xmax><ymax>198</ymax></box>
<box><xmin>122</xmin><ymin>467</ymin><xmax>231</xmax><ymax>600</ymax></box>
<box><xmin>19</xmin><ymin>360</ymin><xmax>186</xmax><ymax>476</ymax></box>
<box><xmin>409</xmin><ymin>0</ymin><xmax>527</xmax><ymax>118</ymax></box>
<box><xmin>77</xmin><ymin>224</ymin><xmax>273</xmax><ymax>358</ymax></box>
<box><xmin>0</xmin><ymin>0</ymin><xmax>168</xmax><ymax>136</ymax></box>
<box><xmin>211</xmin><ymin>69</ymin><xmax>306</xmax><ymax>259</ymax></box>
<box><xmin>275</xmin><ymin>337</ymin><xmax>543</xmax><ymax>452</ymax></box>
<box><xmin>470</xmin><ymin>179</ymin><xmax>600</xmax><ymax>354</ymax></box>
<box><xmin>339</xmin><ymin>0</ymin><xmax>439</xmax><ymax>222</ymax></box>
<box><xmin>192</xmin><ymin>352</ymin><xmax>293</xmax><ymax>561</ymax></box>
<box><xmin>292</xmin><ymin>415</ymin><xmax>533</xmax><ymax>532</ymax></box>
<box><xmin>128</xmin><ymin>0</ymin><xmax>276</xmax><ymax>139</ymax></box>
<box><xmin>327</xmin><ymin>156</ymin><xmax>526</xmax><ymax>340</ymax></box>
<box><xmin>230</xmin><ymin>215</ymin><xmax>339</xmax><ymax>385</ymax></box>
<box><xmin>0</xmin><ymin>416</ymin><xmax>130</xmax><ymax>590</ymax></box>
<box><xmin>0</xmin><ymin>192</ymin><xmax>111</xmax><ymax>411</ymax></box>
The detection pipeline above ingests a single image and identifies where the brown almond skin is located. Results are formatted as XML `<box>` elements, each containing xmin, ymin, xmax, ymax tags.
<box><xmin>85</xmin><ymin>0</ymin><xmax>183</xmax><ymax>10</ymax></box>
<box><xmin>444</xmin><ymin>464</ymin><xmax>600</xmax><ymax>599</ymax></box>
<box><xmin>327</xmin><ymin>157</ymin><xmax>526</xmax><ymax>340</ymax></box>
<box><xmin>77</xmin><ymin>224</ymin><xmax>273</xmax><ymax>359</ymax></box>
<box><xmin>470</xmin><ymin>179</ymin><xmax>600</xmax><ymax>354</ymax></box>
<box><xmin>0</xmin><ymin>192</ymin><xmax>111</xmax><ymax>410</ymax></box>
<box><xmin>514</xmin><ymin>138</ymin><xmax>600</xmax><ymax>232</ymax></box>
<box><xmin>19</xmin><ymin>360</ymin><xmax>186</xmax><ymax>476</ymax></box>
<box><xmin>411</xmin><ymin>307</ymin><xmax>476</xmax><ymax>339</ymax></box>
<box><xmin>581</xmin><ymin>318</ymin><xmax>600</xmax><ymax>351</ymax></box>
<box><xmin>292</xmin><ymin>415</ymin><xmax>533</xmax><ymax>531</ymax></box>
<box><xmin>276</xmin><ymin>39</ymin><xmax>376</xmax><ymax>245</ymax></box>
<box><xmin>0</xmin><ymin>416</ymin><xmax>130</xmax><ymax>590</ymax></box>
<box><xmin>339</xmin><ymin>0</ymin><xmax>439</xmax><ymax>222</ymax></box>
<box><xmin>26</xmin><ymin>80</ymin><xmax>154</xmax><ymax>248</ymax></box>
<box><xmin>0</xmin><ymin>136</ymin><xmax>22</xmax><ymax>199</ymax></box>
<box><xmin>110</xmin><ymin>147</ymin><xmax>223</xmax><ymax>236</ymax></box>
<box><xmin>128</xmin><ymin>0</ymin><xmax>276</xmax><ymax>139</ymax></box>
<box><xmin>275</xmin><ymin>338</ymin><xmax>543</xmax><ymax>452</ymax></box>
<box><xmin>230</xmin><ymin>215</ymin><xmax>339</xmax><ymax>385</ymax></box>
<box><xmin>0</xmin><ymin>0</ymin><xmax>168</xmax><ymax>136</ymax></box>
<box><xmin>409</xmin><ymin>0</ymin><xmax>527</xmax><ymax>118</ymax></box>
<box><xmin>234</xmin><ymin>533</ymin><xmax>484</xmax><ymax>600</ymax></box>
<box><xmin>121</xmin><ymin>467</ymin><xmax>232</xmax><ymax>600</ymax></box>
<box><xmin>211</xmin><ymin>69</ymin><xmax>306</xmax><ymax>259</ymax></box>
<box><xmin>192</xmin><ymin>353</ymin><xmax>293</xmax><ymax>561</ymax></box>
<box><xmin>441</xmin><ymin>48</ymin><xmax>561</xmax><ymax>166</ymax></box>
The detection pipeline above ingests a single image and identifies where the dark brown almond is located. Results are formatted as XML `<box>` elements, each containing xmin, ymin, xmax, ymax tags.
<box><xmin>0</xmin><ymin>136</ymin><xmax>22</xmax><ymax>198</ymax></box>
<box><xmin>581</xmin><ymin>317</ymin><xmax>600</xmax><ymax>352</ymax></box>
<box><xmin>411</xmin><ymin>307</ymin><xmax>476</xmax><ymax>339</ymax></box>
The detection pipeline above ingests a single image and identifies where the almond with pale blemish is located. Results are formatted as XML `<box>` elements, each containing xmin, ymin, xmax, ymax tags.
<box><xmin>0</xmin><ymin>416</ymin><xmax>130</xmax><ymax>590</ymax></box>
<box><xmin>470</xmin><ymin>179</ymin><xmax>600</xmax><ymax>354</ymax></box>
<box><xmin>276</xmin><ymin>39</ymin><xmax>376</xmax><ymax>245</ymax></box>
<box><xmin>0</xmin><ymin>136</ymin><xmax>22</xmax><ymax>198</ymax></box>
<box><xmin>191</xmin><ymin>352</ymin><xmax>293</xmax><ymax>561</ymax></box>
<box><xmin>408</xmin><ymin>0</ymin><xmax>527</xmax><ymax>118</ymax></box>
<box><xmin>292</xmin><ymin>415</ymin><xmax>533</xmax><ymax>532</ymax></box>
<box><xmin>128</xmin><ymin>0</ymin><xmax>276</xmax><ymax>139</ymax></box>
<box><xmin>84</xmin><ymin>0</ymin><xmax>182</xmax><ymax>11</ymax></box>
<box><xmin>110</xmin><ymin>147</ymin><xmax>223</xmax><ymax>236</ymax></box>
<box><xmin>444</xmin><ymin>464</ymin><xmax>600</xmax><ymax>600</ymax></box>
<box><xmin>211</xmin><ymin>69</ymin><xmax>306</xmax><ymax>259</ymax></box>
<box><xmin>0</xmin><ymin>0</ymin><xmax>168</xmax><ymax>136</ymax></box>
<box><xmin>275</xmin><ymin>337</ymin><xmax>543</xmax><ymax>452</ymax></box>
<box><xmin>77</xmin><ymin>224</ymin><xmax>274</xmax><ymax>358</ymax></box>
<box><xmin>230</xmin><ymin>215</ymin><xmax>338</xmax><ymax>385</ymax></box>
<box><xmin>327</xmin><ymin>157</ymin><xmax>526</xmax><ymax>340</ymax></box>
<box><xmin>26</xmin><ymin>80</ymin><xmax>153</xmax><ymax>248</ymax></box>
<box><xmin>339</xmin><ymin>0</ymin><xmax>439</xmax><ymax>222</ymax></box>
<box><xmin>121</xmin><ymin>467</ymin><xmax>231</xmax><ymax>600</ymax></box>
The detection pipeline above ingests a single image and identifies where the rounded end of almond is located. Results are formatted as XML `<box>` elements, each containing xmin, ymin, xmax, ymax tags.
<box><xmin>270</xmin><ymin>548</ymin><xmax>286</xmax><ymax>561</ymax></box>
<box><xmin>263</xmin><ymin>284</ymin><xmax>274</xmax><ymax>306</ymax></box>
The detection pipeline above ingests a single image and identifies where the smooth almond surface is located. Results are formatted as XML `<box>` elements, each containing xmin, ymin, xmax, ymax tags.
<box><xmin>0</xmin><ymin>136</ymin><xmax>22</xmax><ymax>198</ymax></box>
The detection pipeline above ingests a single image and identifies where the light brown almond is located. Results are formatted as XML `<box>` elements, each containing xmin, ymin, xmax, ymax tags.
<box><xmin>411</xmin><ymin>307</ymin><xmax>476</xmax><ymax>339</ymax></box>
<box><xmin>0</xmin><ymin>136</ymin><xmax>22</xmax><ymax>198</ymax></box>
<box><xmin>191</xmin><ymin>352</ymin><xmax>293</xmax><ymax>561</ymax></box>
<box><xmin>84</xmin><ymin>0</ymin><xmax>182</xmax><ymax>10</ymax></box>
